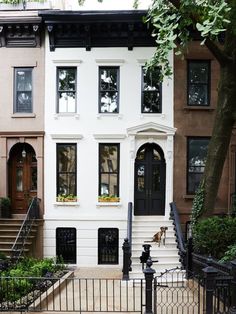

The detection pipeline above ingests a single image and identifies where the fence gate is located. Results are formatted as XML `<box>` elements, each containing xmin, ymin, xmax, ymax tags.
<box><xmin>153</xmin><ymin>269</ymin><xmax>202</xmax><ymax>314</ymax></box>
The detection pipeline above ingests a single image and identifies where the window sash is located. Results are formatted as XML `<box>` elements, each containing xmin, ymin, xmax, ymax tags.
<box><xmin>98</xmin><ymin>228</ymin><xmax>119</xmax><ymax>264</ymax></box>
<box><xmin>187</xmin><ymin>60</ymin><xmax>210</xmax><ymax>106</ymax></box>
<box><xmin>14</xmin><ymin>68</ymin><xmax>33</xmax><ymax>113</ymax></box>
<box><xmin>57</xmin><ymin>67</ymin><xmax>77</xmax><ymax>113</ymax></box>
<box><xmin>187</xmin><ymin>137</ymin><xmax>209</xmax><ymax>194</ymax></box>
<box><xmin>99</xmin><ymin>67</ymin><xmax>119</xmax><ymax>113</ymax></box>
<box><xmin>99</xmin><ymin>144</ymin><xmax>120</xmax><ymax>197</ymax></box>
<box><xmin>56</xmin><ymin>143</ymin><xmax>77</xmax><ymax>196</ymax></box>
<box><xmin>141</xmin><ymin>67</ymin><xmax>162</xmax><ymax>113</ymax></box>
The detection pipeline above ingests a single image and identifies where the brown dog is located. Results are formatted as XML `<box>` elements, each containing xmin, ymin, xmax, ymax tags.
<box><xmin>145</xmin><ymin>226</ymin><xmax>168</xmax><ymax>247</ymax></box>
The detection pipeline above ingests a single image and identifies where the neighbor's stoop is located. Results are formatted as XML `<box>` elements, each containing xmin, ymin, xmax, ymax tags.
<box><xmin>130</xmin><ymin>216</ymin><xmax>182</xmax><ymax>278</ymax></box>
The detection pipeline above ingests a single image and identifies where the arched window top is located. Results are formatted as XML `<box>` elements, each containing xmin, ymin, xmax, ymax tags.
<box><xmin>136</xmin><ymin>143</ymin><xmax>165</xmax><ymax>161</ymax></box>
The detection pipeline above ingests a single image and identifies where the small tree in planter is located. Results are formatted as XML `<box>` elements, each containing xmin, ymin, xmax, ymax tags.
<box><xmin>0</xmin><ymin>197</ymin><xmax>11</xmax><ymax>218</ymax></box>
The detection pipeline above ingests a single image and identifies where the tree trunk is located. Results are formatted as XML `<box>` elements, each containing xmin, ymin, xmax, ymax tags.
<box><xmin>202</xmin><ymin>62</ymin><xmax>236</xmax><ymax>215</ymax></box>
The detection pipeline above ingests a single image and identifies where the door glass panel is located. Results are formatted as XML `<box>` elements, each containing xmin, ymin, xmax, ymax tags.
<box><xmin>152</xmin><ymin>165</ymin><xmax>160</xmax><ymax>191</ymax></box>
<box><xmin>16</xmin><ymin>168</ymin><xmax>23</xmax><ymax>192</ymax></box>
<box><xmin>153</xmin><ymin>149</ymin><xmax>162</xmax><ymax>160</ymax></box>
<box><xmin>137</xmin><ymin>165</ymin><xmax>145</xmax><ymax>192</ymax></box>
<box><xmin>32</xmin><ymin>154</ymin><xmax>37</xmax><ymax>163</ymax></box>
<box><xmin>31</xmin><ymin>167</ymin><xmax>37</xmax><ymax>191</ymax></box>
<box><xmin>137</xmin><ymin>148</ymin><xmax>145</xmax><ymax>160</ymax></box>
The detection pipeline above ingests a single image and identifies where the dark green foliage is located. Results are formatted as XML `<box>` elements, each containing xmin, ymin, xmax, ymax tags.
<box><xmin>193</xmin><ymin>216</ymin><xmax>236</xmax><ymax>259</ymax></box>
<box><xmin>220</xmin><ymin>244</ymin><xmax>236</xmax><ymax>262</ymax></box>
<box><xmin>0</xmin><ymin>257</ymin><xmax>65</xmax><ymax>302</ymax></box>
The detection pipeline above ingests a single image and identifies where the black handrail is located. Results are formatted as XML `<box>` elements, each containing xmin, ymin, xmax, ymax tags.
<box><xmin>127</xmin><ymin>202</ymin><xmax>133</xmax><ymax>251</ymax></box>
<box><xmin>169</xmin><ymin>202</ymin><xmax>186</xmax><ymax>268</ymax></box>
<box><xmin>11</xmin><ymin>197</ymin><xmax>40</xmax><ymax>261</ymax></box>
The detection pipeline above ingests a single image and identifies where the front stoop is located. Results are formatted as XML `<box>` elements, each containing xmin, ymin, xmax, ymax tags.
<box><xmin>130</xmin><ymin>216</ymin><xmax>182</xmax><ymax>278</ymax></box>
<box><xmin>0</xmin><ymin>218</ymin><xmax>39</xmax><ymax>258</ymax></box>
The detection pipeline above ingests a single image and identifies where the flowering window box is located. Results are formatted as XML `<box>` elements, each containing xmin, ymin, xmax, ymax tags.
<box><xmin>98</xmin><ymin>195</ymin><xmax>120</xmax><ymax>203</ymax></box>
<box><xmin>56</xmin><ymin>195</ymin><xmax>78</xmax><ymax>203</ymax></box>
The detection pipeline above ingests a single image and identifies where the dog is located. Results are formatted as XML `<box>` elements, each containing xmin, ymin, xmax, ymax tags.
<box><xmin>144</xmin><ymin>226</ymin><xmax>168</xmax><ymax>247</ymax></box>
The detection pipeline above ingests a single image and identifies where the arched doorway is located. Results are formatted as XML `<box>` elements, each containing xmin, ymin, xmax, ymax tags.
<box><xmin>134</xmin><ymin>143</ymin><xmax>166</xmax><ymax>215</ymax></box>
<box><xmin>8</xmin><ymin>143</ymin><xmax>37</xmax><ymax>214</ymax></box>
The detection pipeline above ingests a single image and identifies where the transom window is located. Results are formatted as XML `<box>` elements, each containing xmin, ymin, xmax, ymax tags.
<box><xmin>99</xmin><ymin>144</ymin><xmax>119</xmax><ymax>197</ymax></box>
<box><xmin>98</xmin><ymin>228</ymin><xmax>119</xmax><ymax>264</ymax></box>
<box><xmin>187</xmin><ymin>137</ymin><xmax>209</xmax><ymax>194</ymax></box>
<box><xmin>57</xmin><ymin>143</ymin><xmax>76</xmax><ymax>197</ymax></box>
<box><xmin>187</xmin><ymin>60</ymin><xmax>210</xmax><ymax>106</ymax></box>
<box><xmin>142</xmin><ymin>67</ymin><xmax>162</xmax><ymax>113</ymax></box>
<box><xmin>57</xmin><ymin>67</ymin><xmax>76</xmax><ymax>113</ymax></box>
<box><xmin>14</xmin><ymin>68</ymin><xmax>33</xmax><ymax>113</ymax></box>
<box><xmin>99</xmin><ymin>67</ymin><xmax>119</xmax><ymax>113</ymax></box>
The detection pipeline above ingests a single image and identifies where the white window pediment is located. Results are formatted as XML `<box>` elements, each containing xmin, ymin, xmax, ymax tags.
<box><xmin>127</xmin><ymin>122</ymin><xmax>176</xmax><ymax>138</ymax></box>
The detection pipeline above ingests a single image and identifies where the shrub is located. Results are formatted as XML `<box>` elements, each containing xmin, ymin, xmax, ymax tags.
<box><xmin>220</xmin><ymin>245</ymin><xmax>236</xmax><ymax>262</ymax></box>
<box><xmin>193</xmin><ymin>216</ymin><xmax>236</xmax><ymax>259</ymax></box>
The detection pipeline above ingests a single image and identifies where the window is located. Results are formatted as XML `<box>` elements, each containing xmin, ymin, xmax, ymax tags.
<box><xmin>187</xmin><ymin>137</ymin><xmax>209</xmax><ymax>194</ymax></box>
<box><xmin>57</xmin><ymin>67</ymin><xmax>76</xmax><ymax>113</ymax></box>
<box><xmin>99</xmin><ymin>67</ymin><xmax>119</xmax><ymax>113</ymax></box>
<box><xmin>187</xmin><ymin>60</ymin><xmax>210</xmax><ymax>106</ymax></box>
<box><xmin>142</xmin><ymin>67</ymin><xmax>162</xmax><ymax>113</ymax></box>
<box><xmin>98</xmin><ymin>228</ymin><xmax>119</xmax><ymax>264</ymax></box>
<box><xmin>14</xmin><ymin>68</ymin><xmax>33</xmax><ymax>113</ymax></box>
<box><xmin>99</xmin><ymin>144</ymin><xmax>119</xmax><ymax>197</ymax></box>
<box><xmin>57</xmin><ymin>144</ymin><xmax>76</xmax><ymax>197</ymax></box>
<box><xmin>56</xmin><ymin>228</ymin><xmax>76</xmax><ymax>264</ymax></box>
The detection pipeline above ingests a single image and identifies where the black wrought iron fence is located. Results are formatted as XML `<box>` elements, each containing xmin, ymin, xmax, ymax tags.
<box><xmin>0</xmin><ymin>275</ymin><xmax>144</xmax><ymax>313</ymax></box>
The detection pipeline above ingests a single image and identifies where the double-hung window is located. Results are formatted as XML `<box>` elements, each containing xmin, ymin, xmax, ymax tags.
<box><xmin>187</xmin><ymin>60</ymin><xmax>210</xmax><ymax>106</ymax></box>
<box><xmin>141</xmin><ymin>67</ymin><xmax>162</xmax><ymax>113</ymax></box>
<box><xmin>14</xmin><ymin>68</ymin><xmax>33</xmax><ymax>113</ymax></box>
<box><xmin>57</xmin><ymin>67</ymin><xmax>76</xmax><ymax>113</ymax></box>
<box><xmin>187</xmin><ymin>137</ymin><xmax>209</xmax><ymax>194</ymax></box>
<box><xmin>99</xmin><ymin>144</ymin><xmax>119</xmax><ymax>197</ymax></box>
<box><xmin>57</xmin><ymin>143</ymin><xmax>77</xmax><ymax>197</ymax></box>
<box><xmin>99</xmin><ymin>67</ymin><xmax>119</xmax><ymax>113</ymax></box>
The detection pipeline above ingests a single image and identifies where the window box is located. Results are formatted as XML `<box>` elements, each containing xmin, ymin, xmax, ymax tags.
<box><xmin>56</xmin><ymin>194</ymin><xmax>78</xmax><ymax>203</ymax></box>
<box><xmin>98</xmin><ymin>195</ymin><xmax>120</xmax><ymax>203</ymax></box>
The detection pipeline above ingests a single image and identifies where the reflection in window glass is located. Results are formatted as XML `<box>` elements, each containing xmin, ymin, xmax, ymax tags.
<box><xmin>99</xmin><ymin>67</ymin><xmax>119</xmax><ymax>113</ymax></box>
<box><xmin>16</xmin><ymin>168</ymin><xmax>23</xmax><ymax>192</ymax></box>
<box><xmin>98</xmin><ymin>228</ymin><xmax>119</xmax><ymax>264</ymax></box>
<box><xmin>187</xmin><ymin>138</ymin><xmax>209</xmax><ymax>194</ymax></box>
<box><xmin>57</xmin><ymin>144</ymin><xmax>76</xmax><ymax>196</ymax></box>
<box><xmin>15</xmin><ymin>68</ymin><xmax>33</xmax><ymax>113</ymax></box>
<box><xmin>188</xmin><ymin>61</ymin><xmax>210</xmax><ymax>106</ymax></box>
<box><xmin>31</xmin><ymin>167</ymin><xmax>37</xmax><ymax>191</ymax></box>
<box><xmin>99</xmin><ymin>144</ymin><xmax>119</xmax><ymax>196</ymax></box>
<box><xmin>142</xmin><ymin>67</ymin><xmax>162</xmax><ymax>113</ymax></box>
<box><xmin>57</xmin><ymin>68</ymin><xmax>76</xmax><ymax>113</ymax></box>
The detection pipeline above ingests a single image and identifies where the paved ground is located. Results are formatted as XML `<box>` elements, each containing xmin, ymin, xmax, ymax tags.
<box><xmin>73</xmin><ymin>267</ymin><xmax>123</xmax><ymax>279</ymax></box>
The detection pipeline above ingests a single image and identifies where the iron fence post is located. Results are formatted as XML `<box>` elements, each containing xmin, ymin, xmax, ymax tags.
<box><xmin>143</xmin><ymin>258</ymin><xmax>156</xmax><ymax>314</ymax></box>
<box><xmin>186</xmin><ymin>237</ymin><xmax>193</xmax><ymax>279</ymax></box>
<box><xmin>203</xmin><ymin>266</ymin><xmax>217</xmax><ymax>314</ymax></box>
<box><xmin>122</xmin><ymin>238</ymin><xmax>131</xmax><ymax>280</ymax></box>
<box><xmin>229</xmin><ymin>260</ymin><xmax>236</xmax><ymax>314</ymax></box>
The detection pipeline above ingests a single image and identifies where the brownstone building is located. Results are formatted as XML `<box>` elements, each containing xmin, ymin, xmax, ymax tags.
<box><xmin>173</xmin><ymin>41</ymin><xmax>236</xmax><ymax>229</ymax></box>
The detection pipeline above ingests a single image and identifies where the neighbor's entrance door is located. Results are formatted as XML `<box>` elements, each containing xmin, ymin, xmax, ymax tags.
<box><xmin>134</xmin><ymin>143</ymin><xmax>166</xmax><ymax>215</ymax></box>
<box><xmin>8</xmin><ymin>143</ymin><xmax>37</xmax><ymax>214</ymax></box>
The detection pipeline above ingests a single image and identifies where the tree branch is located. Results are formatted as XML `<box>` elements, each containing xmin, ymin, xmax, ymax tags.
<box><xmin>205</xmin><ymin>38</ymin><xmax>231</xmax><ymax>65</ymax></box>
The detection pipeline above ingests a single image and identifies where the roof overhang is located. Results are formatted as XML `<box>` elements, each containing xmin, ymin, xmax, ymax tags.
<box><xmin>39</xmin><ymin>10</ymin><xmax>155</xmax><ymax>51</ymax></box>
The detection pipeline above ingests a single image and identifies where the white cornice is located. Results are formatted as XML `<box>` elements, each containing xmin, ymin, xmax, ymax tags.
<box><xmin>95</xmin><ymin>59</ymin><xmax>125</xmax><ymax>65</ymax></box>
<box><xmin>51</xmin><ymin>134</ymin><xmax>83</xmax><ymax>140</ymax></box>
<box><xmin>127</xmin><ymin>122</ymin><xmax>177</xmax><ymax>137</ymax></box>
<box><xmin>52</xmin><ymin>60</ymin><xmax>82</xmax><ymax>64</ymax></box>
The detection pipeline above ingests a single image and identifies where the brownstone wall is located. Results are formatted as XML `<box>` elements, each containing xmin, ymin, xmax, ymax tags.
<box><xmin>173</xmin><ymin>41</ymin><xmax>235</xmax><ymax>227</ymax></box>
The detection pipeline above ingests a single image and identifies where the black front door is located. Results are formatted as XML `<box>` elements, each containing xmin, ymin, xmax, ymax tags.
<box><xmin>134</xmin><ymin>143</ymin><xmax>166</xmax><ymax>215</ymax></box>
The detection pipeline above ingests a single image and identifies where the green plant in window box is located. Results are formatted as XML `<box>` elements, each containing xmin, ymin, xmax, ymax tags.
<box><xmin>98</xmin><ymin>195</ymin><xmax>120</xmax><ymax>203</ymax></box>
<box><xmin>56</xmin><ymin>194</ymin><xmax>77</xmax><ymax>203</ymax></box>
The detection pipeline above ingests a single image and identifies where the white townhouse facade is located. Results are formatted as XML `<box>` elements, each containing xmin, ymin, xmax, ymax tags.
<box><xmin>41</xmin><ymin>10</ymin><xmax>176</xmax><ymax>269</ymax></box>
